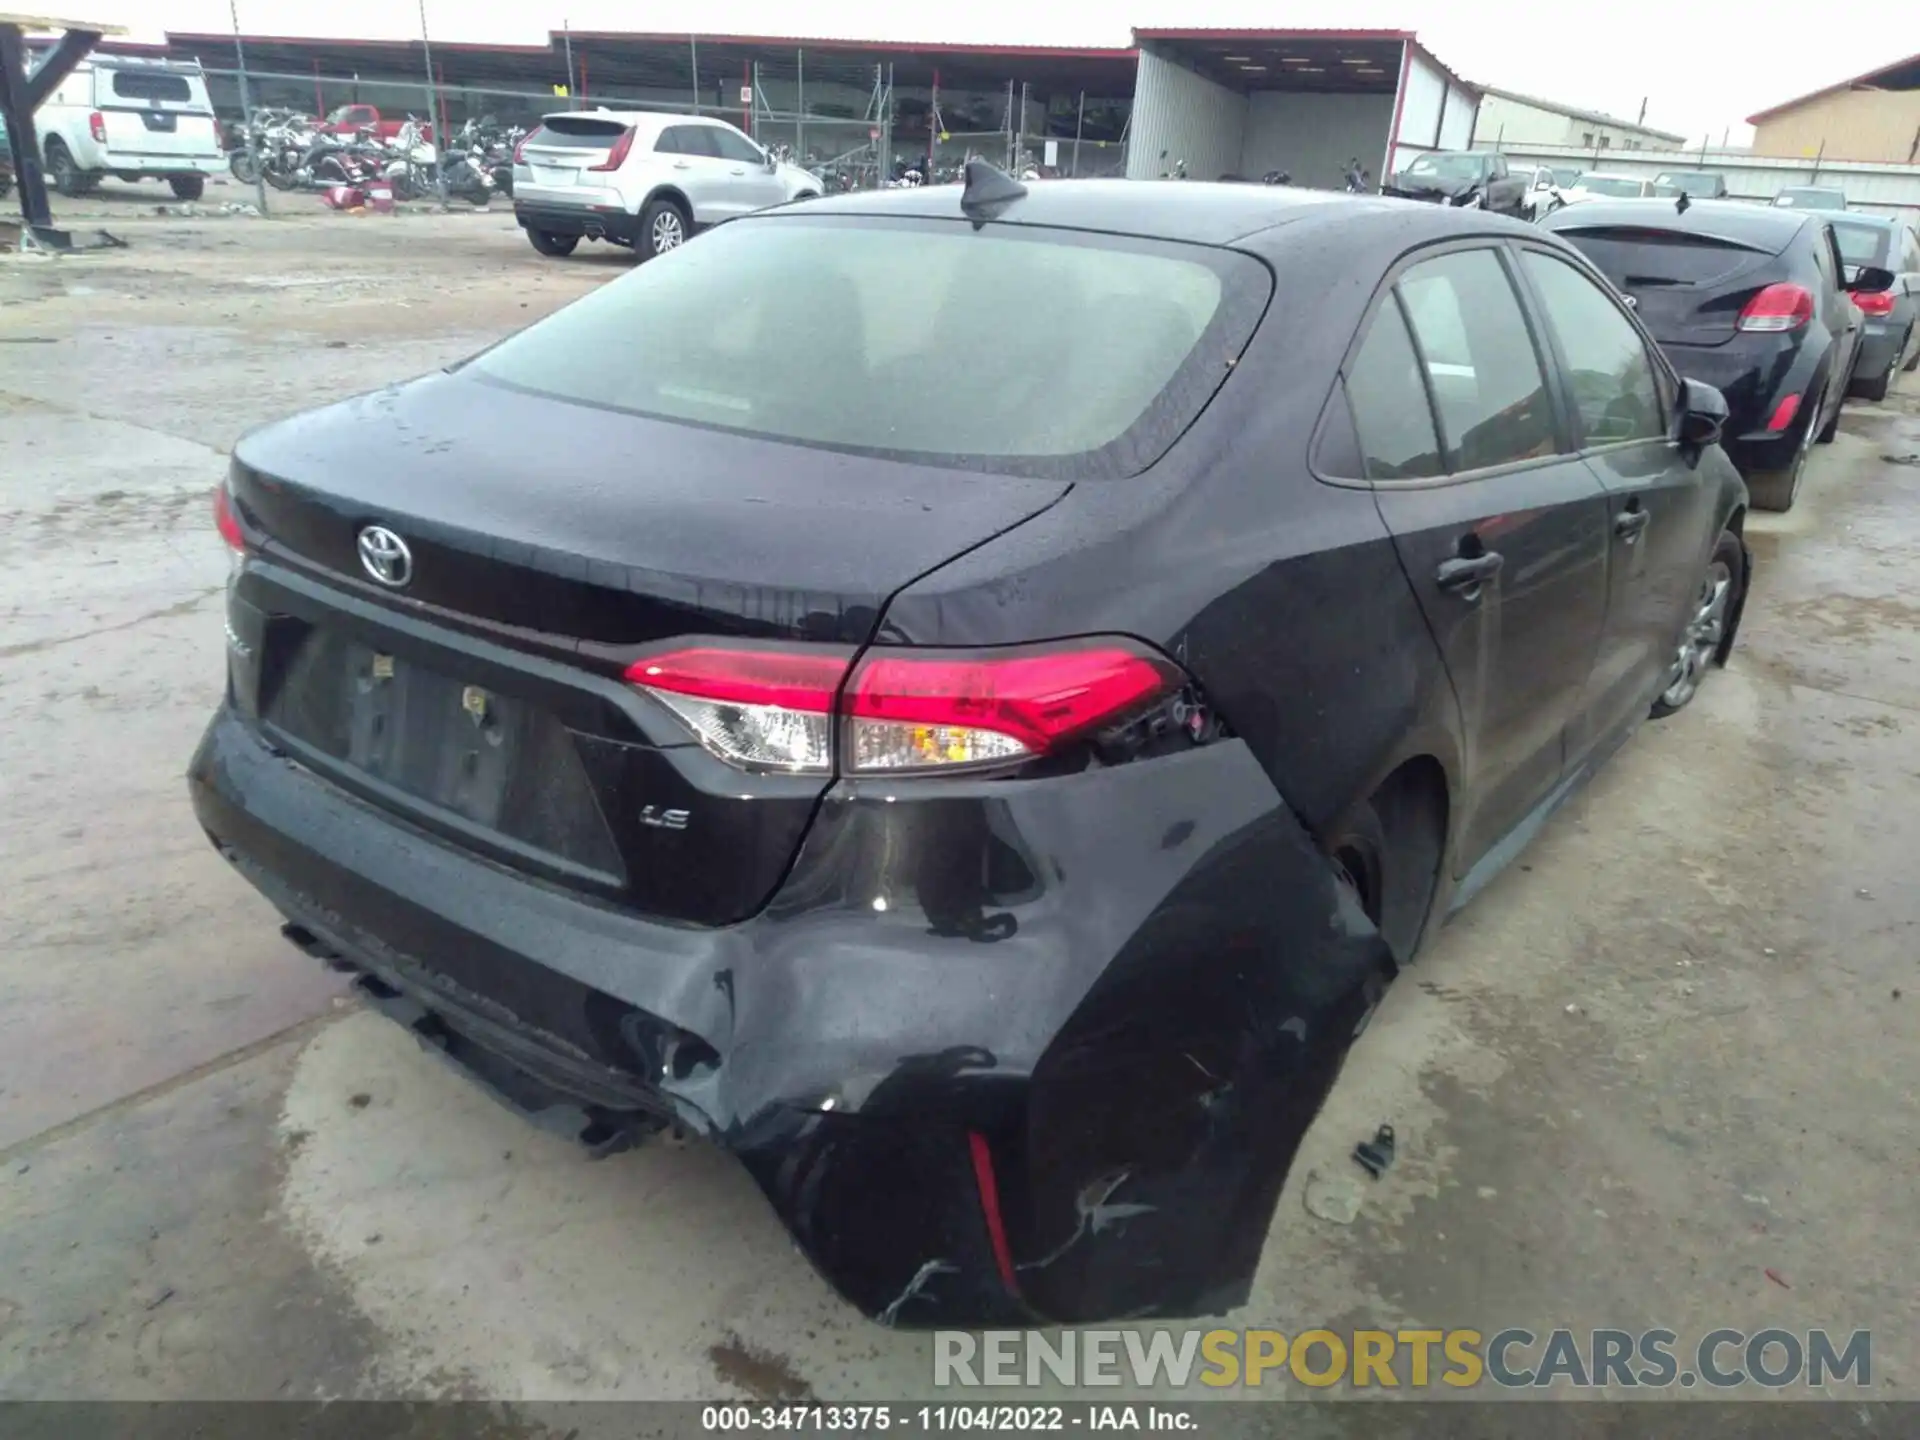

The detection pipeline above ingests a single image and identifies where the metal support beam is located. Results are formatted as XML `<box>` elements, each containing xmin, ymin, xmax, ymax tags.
<box><xmin>1</xmin><ymin>20</ymin><xmax>106</xmax><ymax>236</ymax></box>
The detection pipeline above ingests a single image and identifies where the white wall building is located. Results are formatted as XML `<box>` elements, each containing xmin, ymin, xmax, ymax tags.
<box><xmin>1473</xmin><ymin>87</ymin><xmax>1684</xmax><ymax>153</ymax></box>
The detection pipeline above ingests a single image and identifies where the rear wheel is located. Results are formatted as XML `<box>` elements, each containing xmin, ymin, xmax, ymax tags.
<box><xmin>169</xmin><ymin>175</ymin><xmax>205</xmax><ymax>201</ymax></box>
<box><xmin>526</xmin><ymin>228</ymin><xmax>578</xmax><ymax>258</ymax></box>
<box><xmin>1815</xmin><ymin>393</ymin><xmax>1840</xmax><ymax>443</ymax></box>
<box><xmin>1747</xmin><ymin>395</ymin><xmax>1816</xmax><ymax>512</ymax></box>
<box><xmin>638</xmin><ymin>197</ymin><xmax>688</xmax><ymax>259</ymax></box>
<box><xmin>1652</xmin><ymin>531</ymin><xmax>1744</xmax><ymax>717</ymax></box>
<box><xmin>1904</xmin><ymin>327</ymin><xmax>1920</xmax><ymax>373</ymax></box>
<box><xmin>1329</xmin><ymin>773</ymin><xmax>1446</xmax><ymax>967</ymax></box>
<box><xmin>45</xmin><ymin>138</ymin><xmax>93</xmax><ymax>197</ymax></box>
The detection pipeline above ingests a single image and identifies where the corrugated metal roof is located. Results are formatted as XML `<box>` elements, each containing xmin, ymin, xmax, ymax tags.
<box><xmin>1478</xmin><ymin>86</ymin><xmax>1686</xmax><ymax>144</ymax></box>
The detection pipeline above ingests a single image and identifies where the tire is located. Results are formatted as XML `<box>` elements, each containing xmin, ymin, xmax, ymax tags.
<box><xmin>1329</xmin><ymin>777</ymin><xmax>1445</xmax><ymax>967</ymax></box>
<box><xmin>44</xmin><ymin>137</ymin><xmax>90</xmax><ymax>197</ymax></box>
<box><xmin>169</xmin><ymin>175</ymin><xmax>205</xmax><ymax>201</ymax></box>
<box><xmin>1747</xmin><ymin>389</ymin><xmax>1818</xmax><ymax>512</ymax></box>
<box><xmin>1904</xmin><ymin>326</ymin><xmax>1920</xmax><ymax>373</ymax></box>
<box><xmin>1855</xmin><ymin>359</ymin><xmax>1892</xmax><ymax>404</ymax></box>
<box><xmin>1651</xmin><ymin>530</ymin><xmax>1744</xmax><ymax>718</ymax></box>
<box><xmin>638</xmin><ymin>196</ymin><xmax>689</xmax><ymax>259</ymax></box>
<box><xmin>229</xmin><ymin>151</ymin><xmax>259</xmax><ymax>185</ymax></box>
<box><xmin>1815</xmin><ymin>391</ymin><xmax>1840</xmax><ymax>443</ymax></box>
<box><xmin>526</xmin><ymin>228</ymin><xmax>578</xmax><ymax>258</ymax></box>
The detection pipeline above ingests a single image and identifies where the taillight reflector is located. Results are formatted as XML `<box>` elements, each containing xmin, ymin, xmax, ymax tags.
<box><xmin>588</xmin><ymin>127</ymin><xmax>636</xmax><ymax>172</ymax></box>
<box><xmin>88</xmin><ymin>111</ymin><xmax>106</xmax><ymax>143</ymax></box>
<box><xmin>1737</xmin><ymin>282</ymin><xmax>1813</xmax><ymax>333</ymax></box>
<box><xmin>1851</xmin><ymin>288</ymin><xmax>1896</xmax><ymax>317</ymax></box>
<box><xmin>213</xmin><ymin>483</ymin><xmax>245</xmax><ymax>550</ymax></box>
<box><xmin>626</xmin><ymin>640</ymin><xmax>1181</xmax><ymax>775</ymax></box>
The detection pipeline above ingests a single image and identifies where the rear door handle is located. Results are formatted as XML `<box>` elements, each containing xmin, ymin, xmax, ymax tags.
<box><xmin>1615</xmin><ymin>507</ymin><xmax>1651</xmax><ymax>540</ymax></box>
<box><xmin>1437</xmin><ymin>552</ymin><xmax>1504</xmax><ymax>594</ymax></box>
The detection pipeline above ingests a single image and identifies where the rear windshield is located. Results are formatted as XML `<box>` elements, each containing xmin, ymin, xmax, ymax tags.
<box><xmin>1655</xmin><ymin>172</ymin><xmax>1721</xmax><ymax>192</ymax></box>
<box><xmin>1581</xmin><ymin>177</ymin><xmax>1644</xmax><ymax>197</ymax></box>
<box><xmin>529</xmin><ymin>116</ymin><xmax>630</xmax><ymax>146</ymax></box>
<box><xmin>108</xmin><ymin>69</ymin><xmax>195</xmax><ymax>104</ymax></box>
<box><xmin>470</xmin><ymin>215</ymin><xmax>1267</xmax><ymax>478</ymax></box>
<box><xmin>1829</xmin><ymin>220</ymin><xmax>1890</xmax><ymax>267</ymax></box>
<box><xmin>1774</xmin><ymin>189</ymin><xmax>1845</xmax><ymax>209</ymax></box>
<box><xmin>1555</xmin><ymin>227</ymin><xmax>1772</xmax><ymax>286</ymax></box>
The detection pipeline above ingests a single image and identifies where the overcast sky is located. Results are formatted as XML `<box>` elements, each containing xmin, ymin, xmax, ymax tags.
<box><xmin>92</xmin><ymin>0</ymin><xmax>1870</xmax><ymax>145</ymax></box>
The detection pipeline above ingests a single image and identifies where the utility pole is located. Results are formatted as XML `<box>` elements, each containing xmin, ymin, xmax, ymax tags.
<box><xmin>228</xmin><ymin>0</ymin><xmax>269</xmax><ymax>213</ymax></box>
<box><xmin>418</xmin><ymin>0</ymin><xmax>445</xmax><ymax>201</ymax></box>
<box><xmin>562</xmin><ymin>20</ymin><xmax>575</xmax><ymax>108</ymax></box>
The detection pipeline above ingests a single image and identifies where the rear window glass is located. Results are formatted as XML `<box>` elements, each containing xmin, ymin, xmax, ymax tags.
<box><xmin>530</xmin><ymin>116</ymin><xmax>630</xmax><ymax>146</ymax></box>
<box><xmin>1655</xmin><ymin>172</ymin><xmax>1721</xmax><ymax>192</ymax></box>
<box><xmin>1581</xmin><ymin>177</ymin><xmax>1644</xmax><ymax>198</ymax></box>
<box><xmin>108</xmin><ymin>70</ymin><xmax>194</xmax><ymax>103</ymax></box>
<box><xmin>470</xmin><ymin>216</ymin><xmax>1267</xmax><ymax>479</ymax></box>
<box><xmin>1555</xmin><ymin>228</ymin><xmax>1772</xmax><ymax>286</ymax></box>
<box><xmin>1829</xmin><ymin>221</ymin><xmax>1890</xmax><ymax>267</ymax></box>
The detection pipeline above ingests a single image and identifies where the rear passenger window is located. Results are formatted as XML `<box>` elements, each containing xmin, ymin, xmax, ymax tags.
<box><xmin>710</xmin><ymin>127</ymin><xmax>764</xmax><ymax>164</ymax></box>
<box><xmin>1344</xmin><ymin>300</ymin><xmax>1444</xmax><ymax>481</ymax></box>
<box><xmin>1398</xmin><ymin>249</ymin><xmax>1557</xmax><ymax>471</ymax></box>
<box><xmin>1520</xmin><ymin>252</ymin><xmax>1665</xmax><ymax>445</ymax></box>
<box><xmin>110</xmin><ymin>70</ymin><xmax>193</xmax><ymax>104</ymax></box>
<box><xmin>674</xmin><ymin>126</ymin><xmax>722</xmax><ymax>158</ymax></box>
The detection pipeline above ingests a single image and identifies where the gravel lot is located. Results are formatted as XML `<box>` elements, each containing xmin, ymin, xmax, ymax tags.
<box><xmin>3</xmin><ymin>190</ymin><xmax>1917</xmax><ymax>1424</ymax></box>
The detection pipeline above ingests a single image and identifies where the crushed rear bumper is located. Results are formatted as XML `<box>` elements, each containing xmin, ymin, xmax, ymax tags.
<box><xmin>190</xmin><ymin>703</ymin><xmax>1393</xmax><ymax>1326</ymax></box>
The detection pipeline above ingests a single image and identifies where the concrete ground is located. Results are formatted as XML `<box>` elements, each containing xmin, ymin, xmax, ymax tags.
<box><xmin>2</xmin><ymin>194</ymin><xmax>1917</xmax><ymax>1417</ymax></box>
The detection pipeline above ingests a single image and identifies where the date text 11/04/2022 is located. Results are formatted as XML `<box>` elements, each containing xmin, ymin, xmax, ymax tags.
<box><xmin>701</xmin><ymin>1406</ymin><xmax>1195</xmax><ymax>1431</ymax></box>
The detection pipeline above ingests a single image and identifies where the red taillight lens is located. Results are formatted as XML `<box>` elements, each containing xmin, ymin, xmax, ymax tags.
<box><xmin>213</xmin><ymin>483</ymin><xmax>244</xmax><ymax>550</ymax></box>
<box><xmin>588</xmin><ymin>127</ymin><xmax>636</xmax><ymax>172</ymax></box>
<box><xmin>626</xmin><ymin>639</ymin><xmax>1182</xmax><ymax>775</ymax></box>
<box><xmin>1766</xmin><ymin>392</ymin><xmax>1801</xmax><ymax>433</ymax></box>
<box><xmin>1738</xmin><ymin>282</ymin><xmax>1814</xmax><ymax>332</ymax></box>
<box><xmin>1852</xmin><ymin>288</ymin><xmax>1896</xmax><ymax>317</ymax></box>
<box><xmin>89</xmin><ymin>111</ymin><xmax>106</xmax><ymax>143</ymax></box>
<box><xmin>513</xmin><ymin>131</ymin><xmax>532</xmax><ymax>164</ymax></box>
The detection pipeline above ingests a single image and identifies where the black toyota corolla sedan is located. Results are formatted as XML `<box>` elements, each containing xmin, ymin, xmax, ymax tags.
<box><xmin>191</xmin><ymin>167</ymin><xmax>1751</xmax><ymax>1328</ymax></box>
<box><xmin>1541</xmin><ymin>198</ymin><xmax>1892</xmax><ymax>512</ymax></box>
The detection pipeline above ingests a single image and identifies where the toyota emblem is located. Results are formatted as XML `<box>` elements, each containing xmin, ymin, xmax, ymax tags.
<box><xmin>357</xmin><ymin>525</ymin><xmax>413</xmax><ymax>588</ymax></box>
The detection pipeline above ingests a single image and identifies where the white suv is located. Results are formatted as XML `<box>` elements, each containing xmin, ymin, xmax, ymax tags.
<box><xmin>35</xmin><ymin>56</ymin><xmax>225</xmax><ymax>200</ymax></box>
<box><xmin>512</xmin><ymin>110</ymin><xmax>821</xmax><ymax>260</ymax></box>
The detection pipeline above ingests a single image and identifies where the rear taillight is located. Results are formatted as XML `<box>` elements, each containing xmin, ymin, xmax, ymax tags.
<box><xmin>1738</xmin><ymin>282</ymin><xmax>1814</xmax><ymax>332</ymax></box>
<box><xmin>213</xmin><ymin>483</ymin><xmax>244</xmax><ymax>550</ymax></box>
<box><xmin>513</xmin><ymin>131</ymin><xmax>531</xmax><ymax>164</ymax></box>
<box><xmin>88</xmin><ymin>111</ymin><xmax>106</xmax><ymax>144</ymax></box>
<box><xmin>588</xmin><ymin>127</ymin><xmax>636</xmax><ymax>172</ymax></box>
<box><xmin>1852</xmin><ymin>288</ymin><xmax>1896</xmax><ymax>317</ymax></box>
<box><xmin>627</xmin><ymin>639</ymin><xmax>1183</xmax><ymax>776</ymax></box>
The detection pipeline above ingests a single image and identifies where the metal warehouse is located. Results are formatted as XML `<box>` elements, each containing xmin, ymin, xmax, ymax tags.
<box><xmin>80</xmin><ymin>24</ymin><xmax>1472</xmax><ymax>189</ymax></box>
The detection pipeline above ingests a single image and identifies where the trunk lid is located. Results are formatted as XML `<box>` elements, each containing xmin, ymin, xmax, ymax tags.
<box><xmin>229</xmin><ymin>370</ymin><xmax>1068</xmax><ymax>926</ymax></box>
<box><xmin>519</xmin><ymin>115</ymin><xmax>627</xmax><ymax>189</ymax></box>
<box><xmin>1554</xmin><ymin>225</ymin><xmax>1785</xmax><ymax>346</ymax></box>
<box><xmin>93</xmin><ymin>62</ymin><xmax>221</xmax><ymax>161</ymax></box>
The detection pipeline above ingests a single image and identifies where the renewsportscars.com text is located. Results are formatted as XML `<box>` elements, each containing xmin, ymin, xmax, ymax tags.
<box><xmin>934</xmin><ymin>1327</ymin><xmax>1872</xmax><ymax>1390</ymax></box>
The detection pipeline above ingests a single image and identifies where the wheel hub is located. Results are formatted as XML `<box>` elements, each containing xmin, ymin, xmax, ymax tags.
<box><xmin>1659</xmin><ymin>560</ymin><xmax>1733</xmax><ymax>710</ymax></box>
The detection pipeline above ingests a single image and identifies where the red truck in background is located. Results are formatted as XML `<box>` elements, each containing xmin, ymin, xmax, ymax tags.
<box><xmin>315</xmin><ymin>104</ymin><xmax>433</xmax><ymax>142</ymax></box>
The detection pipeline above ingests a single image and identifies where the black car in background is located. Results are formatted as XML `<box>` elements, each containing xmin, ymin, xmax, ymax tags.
<box><xmin>1817</xmin><ymin>209</ymin><xmax>1920</xmax><ymax>400</ymax></box>
<box><xmin>1543</xmin><ymin>198</ymin><xmax>1889</xmax><ymax>511</ymax></box>
<box><xmin>1383</xmin><ymin>149</ymin><xmax>1529</xmax><ymax>216</ymax></box>
<box><xmin>191</xmin><ymin>172</ymin><xmax>1750</xmax><ymax>1327</ymax></box>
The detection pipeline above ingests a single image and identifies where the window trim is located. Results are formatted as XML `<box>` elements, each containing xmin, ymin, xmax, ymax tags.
<box><xmin>1316</xmin><ymin>236</ymin><xmax>1577</xmax><ymax>491</ymax></box>
<box><xmin>1508</xmin><ymin>241</ymin><xmax>1676</xmax><ymax>457</ymax></box>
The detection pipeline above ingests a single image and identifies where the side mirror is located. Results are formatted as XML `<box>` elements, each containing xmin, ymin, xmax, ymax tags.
<box><xmin>1846</xmin><ymin>265</ymin><xmax>1895</xmax><ymax>294</ymax></box>
<box><xmin>1673</xmin><ymin>377</ymin><xmax>1727</xmax><ymax>456</ymax></box>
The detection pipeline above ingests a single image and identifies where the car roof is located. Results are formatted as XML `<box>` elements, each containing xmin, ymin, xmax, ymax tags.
<box><xmin>1542</xmin><ymin>197</ymin><xmax>1804</xmax><ymax>248</ymax></box>
<box><xmin>749</xmin><ymin>177</ymin><xmax>1550</xmax><ymax>249</ymax></box>
<box><xmin>538</xmin><ymin>109</ymin><xmax>726</xmax><ymax>133</ymax></box>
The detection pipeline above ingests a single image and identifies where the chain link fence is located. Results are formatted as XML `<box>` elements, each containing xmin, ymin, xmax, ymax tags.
<box><xmin>197</xmin><ymin>38</ymin><xmax>1131</xmax><ymax>190</ymax></box>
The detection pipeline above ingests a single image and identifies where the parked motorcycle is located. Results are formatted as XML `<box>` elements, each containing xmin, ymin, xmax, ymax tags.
<box><xmin>1343</xmin><ymin>158</ymin><xmax>1372</xmax><ymax>194</ymax></box>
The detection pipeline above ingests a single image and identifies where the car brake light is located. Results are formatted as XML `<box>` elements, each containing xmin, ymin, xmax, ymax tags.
<box><xmin>213</xmin><ymin>483</ymin><xmax>244</xmax><ymax>550</ymax></box>
<box><xmin>1851</xmin><ymin>288</ymin><xmax>1896</xmax><ymax>317</ymax></box>
<box><xmin>513</xmin><ymin>131</ymin><xmax>531</xmax><ymax>164</ymax></box>
<box><xmin>626</xmin><ymin>639</ymin><xmax>1183</xmax><ymax>775</ymax></box>
<box><xmin>89</xmin><ymin>111</ymin><xmax>106</xmax><ymax>143</ymax></box>
<box><xmin>588</xmin><ymin>127</ymin><xmax>636</xmax><ymax>172</ymax></box>
<box><xmin>1737</xmin><ymin>282</ymin><xmax>1813</xmax><ymax>332</ymax></box>
<box><xmin>1765</xmin><ymin>393</ymin><xmax>1801</xmax><ymax>433</ymax></box>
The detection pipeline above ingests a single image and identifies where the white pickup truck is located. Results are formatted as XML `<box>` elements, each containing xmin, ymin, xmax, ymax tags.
<box><xmin>34</xmin><ymin>55</ymin><xmax>225</xmax><ymax>200</ymax></box>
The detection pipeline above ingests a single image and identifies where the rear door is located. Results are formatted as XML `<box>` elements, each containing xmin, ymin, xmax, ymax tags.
<box><xmin>704</xmin><ymin>123</ymin><xmax>787</xmax><ymax>214</ymax></box>
<box><xmin>657</xmin><ymin>124</ymin><xmax>737</xmax><ymax>222</ymax></box>
<box><xmin>1514</xmin><ymin>244</ymin><xmax>1717</xmax><ymax>753</ymax></box>
<box><xmin>93</xmin><ymin>63</ymin><xmax>221</xmax><ymax>164</ymax></box>
<box><xmin>1350</xmin><ymin>244</ymin><xmax>1612</xmax><ymax>872</ymax></box>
